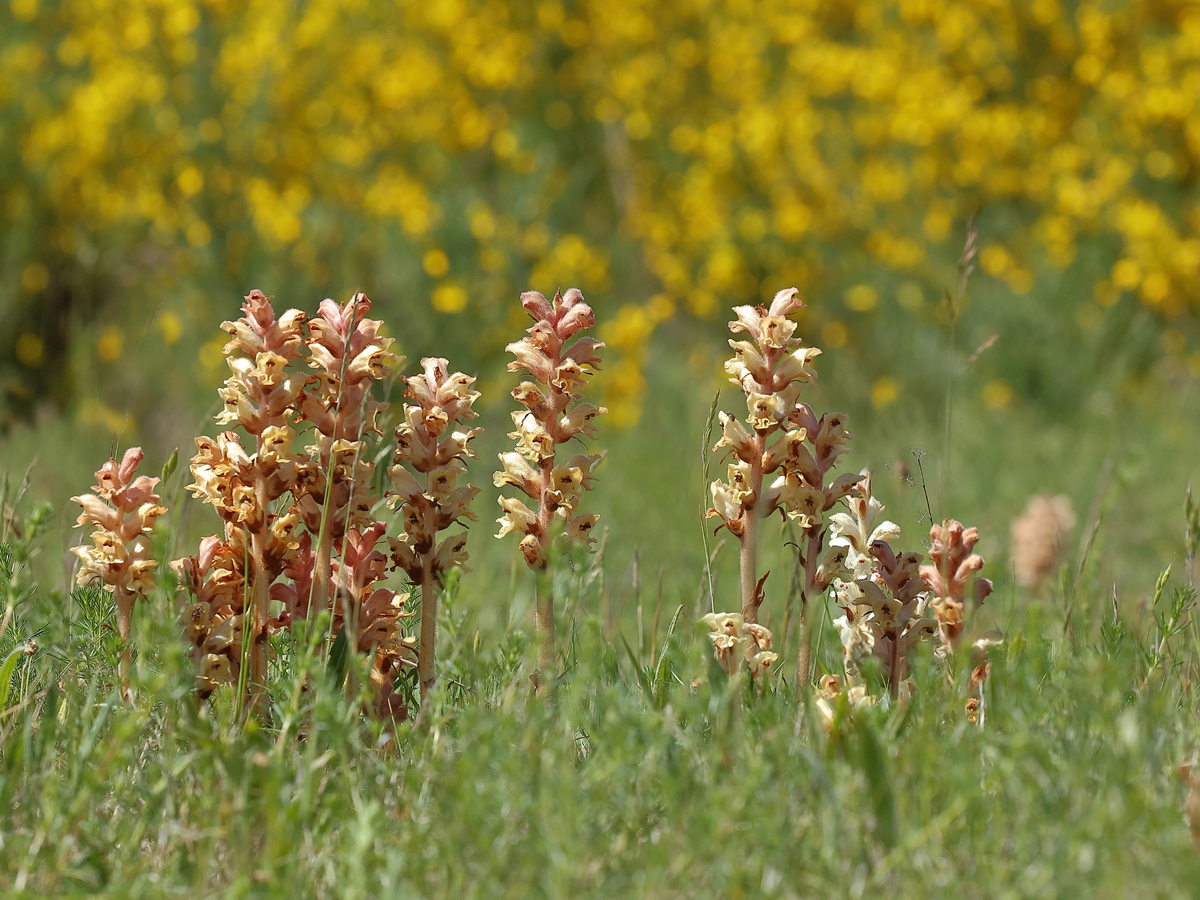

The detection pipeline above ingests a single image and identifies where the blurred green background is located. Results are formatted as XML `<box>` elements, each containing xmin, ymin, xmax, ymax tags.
<box><xmin>3</xmin><ymin>0</ymin><xmax>1200</xmax><ymax>631</ymax></box>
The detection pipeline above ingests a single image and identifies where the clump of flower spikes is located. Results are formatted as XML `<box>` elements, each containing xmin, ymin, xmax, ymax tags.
<box><xmin>700</xmin><ymin>611</ymin><xmax>778</xmax><ymax>689</ymax></box>
<box><xmin>293</xmin><ymin>294</ymin><xmax>396</xmax><ymax>615</ymax></box>
<box><xmin>282</xmin><ymin>292</ymin><xmax>413</xmax><ymax>709</ymax></box>
<box><xmin>71</xmin><ymin>447</ymin><xmax>166</xmax><ymax>687</ymax></box>
<box><xmin>178</xmin><ymin>291</ymin><xmax>310</xmax><ymax>708</ymax></box>
<box><xmin>706</xmin><ymin>288</ymin><xmax>860</xmax><ymax>688</ymax></box>
<box><xmin>175</xmin><ymin>290</ymin><xmax>411</xmax><ymax>718</ymax></box>
<box><xmin>387</xmin><ymin>357</ymin><xmax>482</xmax><ymax>701</ymax></box>
<box><xmin>828</xmin><ymin>470</ymin><xmax>938</xmax><ymax>700</ymax></box>
<box><xmin>495</xmin><ymin>288</ymin><xmax>606</xmax><ymax>680</ymax></box>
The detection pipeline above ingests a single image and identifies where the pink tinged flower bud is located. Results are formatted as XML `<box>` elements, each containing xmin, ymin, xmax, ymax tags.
<box><xmin>553</xmin><ymin>289</ymin><xmax>596</xmax><ymax>339</ymax></box>
<box><xmin>519</xmin><ymin>534</ymin><xmax>546</xmax><ymax>569</ymax></box>
<box><xmin>117</xmin><ymin>447</ymin><xmax>145</xmax><ymax>485</ymax></box>
<box><xmin>520</xmin><ymin>290</ymin><xmax>555</xmax><ymax>322</ymax></box>
<box><xmin>505</xmin><ymin>339</ymin><xmax>553</xmax><ymax>383</ymax></box>
<box><xmin>767</xmin><ymin>287</ymin><xmax>804</xmax><ymax>318</ymax></box>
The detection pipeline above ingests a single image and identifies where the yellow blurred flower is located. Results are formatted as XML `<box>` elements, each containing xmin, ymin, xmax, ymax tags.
<box><xmin>982</xmin><ymin>380</ymin><xmax>1014</xmax><ymax>411</ymax></box>
<box><xmin>870</xmin><ymin>376</ymin><xmax>899</xmax><ymax>410</ymax></box>
<box><xmin>97</xmin><ymin>327</ymin><xmax>124</xmax><ymax>362</ymax></box>
<box><xmin>431</xmin><ymin>283</ymin><xmax>468</xmax><ymax>314</ymax></box>
<box><xmin>423</xmin><ymin>249</ymin><xmax>450</xmax><ymax>279</ymax></box>
<box><xmin>845</xmin><ymin>285</ymin><xmax>878</xmax><ymax>313</ymax></box>
<box><xmin>15</xmin><ymin>333</ymin><xmax>43</xmax><ymax>367</ymax></box>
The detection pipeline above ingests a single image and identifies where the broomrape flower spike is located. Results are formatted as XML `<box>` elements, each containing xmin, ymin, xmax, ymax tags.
<box><xmin>71</xmin><ymin>447</ymin><xmax>166</xmax><ymax>691</ymax></box>
<box><xmin>387</xmin><ymin>357</ymin><xmax>482</xmax><ymax>702</ymax></box>
<box><xmin>829</xmin><ymin>471</ymin><xmax>937</xmax><ymax>700</ymax></box>
<box><xmin>180</xmin><ymin>290</ymin><xmax>308</xmax><ymax>715</ymax></box>
<box><xmin>495</xmin><ymin>288</ymin><xmax>606</xmax><ymax>685</ymax></box>
<box><xmin>920</xmin><ymin>519</ymin><xmax>994</xmax><ymax>657</ymax></box>
<box><xmin>295</xmin><ymin>293</ymin><xmax>398</xmax><ymax>625</ymax></box>
<box><xmin>706</xmin><ymin>288</ymin><xmax>857</xmax><ymax>692</ymax></box>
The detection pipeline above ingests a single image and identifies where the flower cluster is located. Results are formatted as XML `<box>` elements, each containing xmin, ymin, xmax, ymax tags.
<box><xmin>387</xmin><ymin>357</ymin><xmax>482</xmax><ymax>699</ymax></box>
<box><xmin>496</xmin><ymin>289</ymin><xmax>606</xmax><ymax>569</ymax></box>
<box><xmin>71</xmin><ymin>447</ymin><xmax>166</xmax><ymax>685</ymax></box>
<box><xmin>176</xmin><ymin>290</ymin><xmax>409</xmax><ymax>718</ymax></box>
<box><xmin>921</xmin><ymin>519</ymin><xmax>994</xmax><ymax>657</ymax></box>
<box><xmin>183</xmin><ymin>291</ymin><xmax>309</xmax><ymax>709</ymax></box>
<box><xmin>829</xmin><ymin>472</ymin><xmax>938</xmax><ymax>698</ymax></box>
<box><xmin>172</xmin><ymin>535</ymin><xmax>248</xmax><ymax>699</ymax></box>
<box><xmin>707</xmin><ymin>291</ymin><xmax>859</xmax><ymax>687</ymax></box>
<box><xmin>700</xmin><ymin>612</ymin><xmax>778</xmax><ymax>687</ymax></box>
<box><xmin>495</xmin><ymin>288</ymin><xmax>605</xmax><ymax>682</ymax></box>
<box><xmin>292</xmin><ymin>294</ymin><xmax>396</xmax><ymax>619</ymax></box>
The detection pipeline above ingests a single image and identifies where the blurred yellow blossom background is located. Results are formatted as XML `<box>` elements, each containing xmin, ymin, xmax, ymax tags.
<box><xmin>4</xmin><ymin>0</ymin><xmax>1200</xmax><ymax>432</ymax></box>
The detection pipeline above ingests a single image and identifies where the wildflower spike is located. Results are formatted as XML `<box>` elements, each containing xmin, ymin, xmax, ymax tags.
<box><xmin>495</xmin><ymin>288</ymin><xmax>606</xmax><ymax>686</ymax></box>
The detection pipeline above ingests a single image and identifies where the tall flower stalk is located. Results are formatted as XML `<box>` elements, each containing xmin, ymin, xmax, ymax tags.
<box><xmin>495</xmin><ymin>289</ymin><xmax>606</xmax><ymax>683</ymax></box>
<box><xmin>707</xmin><ymin>289</ymin><xmax>859</xmax><ymax>691</ymax></box>
<box><xmin>387</xmin><ymin>358</ymin><xmax>482</xmax><ymax>701</ymax></box>
<box><xmin>295</xmin><ymin>294</ymin><xmax>396</xmax><ymax>624</ymax></box>
<box><xmin>71</xmin><ymin>447</ymin><xmax>166</xmax><ymax>689</ymax></box>
<box><xmin>184</xmin><ymin>290</ymin><xmax>308</xmax><ymax>715</ymax></box>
